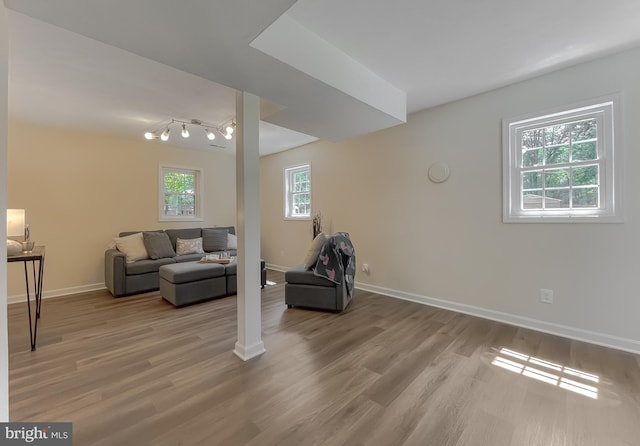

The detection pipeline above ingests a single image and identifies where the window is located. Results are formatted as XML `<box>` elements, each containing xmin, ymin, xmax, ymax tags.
<box><xmin>284</xmin><ymin>164</ymin><xmax>311</xmax><ymax>219</ymax></box>
<box><xmin>503</xmin><ymin>96</ymin><xmax>621</xmax><ymax>222</ymax></box>
<box><xmin>159</xmin><ymin>165</ymin><xmax>203</xmax><ymax>221</ymax></box>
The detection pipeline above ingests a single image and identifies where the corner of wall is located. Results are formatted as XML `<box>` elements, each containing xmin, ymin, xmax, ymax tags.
<box><xmin>1</xmin><ymin>3</ymin><xmax>10</xmax><ymax>422</ymax></box>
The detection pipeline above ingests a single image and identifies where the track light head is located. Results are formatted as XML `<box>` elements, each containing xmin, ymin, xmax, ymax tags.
<box><xmin>181</xmin><ymin>124</ymin><xmax>189</xmax><ymax>138</ymax></box>
<box><xmin>225</xmin><ymin>124</ymin><xmax>234</xmax><ymax>135</ymax></box>
<box><xmin>205</xmin><ymin>129</ymin><xmax>216</xmax><ymax>140</ymax></box>
<box><xmin>160</xmin><ymin>127</ymin><xmax>170</xmax><ymax>141</ymax></box>
<box><xmin>144</xmin><ymin>131</ymin><xmax>155</xmax><ymax>140</ymax></box>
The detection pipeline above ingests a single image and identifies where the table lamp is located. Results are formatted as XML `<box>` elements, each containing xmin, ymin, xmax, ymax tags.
<box><xmin>7</xmin><ymin>209</ymin><xmax>25</xmax><ymax>255</ymax></box>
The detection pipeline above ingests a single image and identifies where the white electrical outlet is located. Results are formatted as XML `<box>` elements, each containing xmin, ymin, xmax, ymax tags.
<box><xmin>362</xmin><ymin>263</ymin><xmax>369</xmax><ymax>273</ymax></box>
<box><xmin>540</xmin><ymin>288</ymin><xmax>554</xmax><ymax>304</ymax></box>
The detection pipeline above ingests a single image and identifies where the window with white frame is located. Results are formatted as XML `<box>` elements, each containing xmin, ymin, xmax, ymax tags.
<box><xmin>284</xmin><ymin>164</ymin><xmax>311</xmax><ymax>219</ymax></box>
<box><xmin>503</xmin><ymin>96</ymin><xmax>622</xmax><ymax>222</ymax></box>
<box><xmin>159</xmin><ymin>165</ymin><xmax>203</xmax><ymax>221</ymax></box>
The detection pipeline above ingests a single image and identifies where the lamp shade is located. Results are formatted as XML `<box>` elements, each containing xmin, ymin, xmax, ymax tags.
<box><xmin>7</xmin><ymin>209</ymin><xmax>25</xmax><ymax>237</ymax></box>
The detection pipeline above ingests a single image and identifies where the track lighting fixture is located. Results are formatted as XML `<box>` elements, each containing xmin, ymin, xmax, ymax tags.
<box><xmin>144</xmin><ymin>118</ymin><xmax>235</xmax><ymax>145</ymax></box>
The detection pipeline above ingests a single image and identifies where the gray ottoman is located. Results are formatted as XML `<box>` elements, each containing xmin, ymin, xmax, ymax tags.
<box><xmin>159</xmin><ymin>262</ymin><xmax>227</xmax><ymax>307</ymax></box>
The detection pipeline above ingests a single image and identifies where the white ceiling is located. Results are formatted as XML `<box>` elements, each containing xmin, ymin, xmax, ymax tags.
<box><xmin>5</xmin><ymin>0</ymin><xmax>640</xmax><ymax>155</ymax></box>
<box><xmin>7</xmin><ymin>11</ymin><xmax>318</xmax><ymax>156</ymax></box>
<box><xmin>288</xmin><ymin>0</ymin><xmax>640</xmax><ymax>113</ymax></box>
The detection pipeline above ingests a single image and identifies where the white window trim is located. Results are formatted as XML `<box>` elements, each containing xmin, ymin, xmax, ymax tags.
<box><xmin>283</xmin><ymin>163</ymin><xmax>312</xmax><ymax>220</ymax></box>
<box><xmin>158</xmin><ymin>164</ymin><xmax>204</xmax><ymax>222</ymax></box>
<box><xmin>502</xmin><ymin>94</ymin><xmax>623</xmax><ymax>223</ymax></box>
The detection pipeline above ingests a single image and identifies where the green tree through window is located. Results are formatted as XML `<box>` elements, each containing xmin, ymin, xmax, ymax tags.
<box><xmin>285</xmin><ymin>164</ymin><xmax>311</xmax><ymax>218</ymax></box>
<box><xmin>521</xmin><ymin>118</ymin><xmax>598</xmax><ymax>209</ymax></box>
<box><xmin>164</xmin><ymin>171</ymin><xmax>196</xmax><ymax>216</ymax></box>
<box><xmin>503</xmin><ymin>96</ymin><xmax>620</xmax><ymax>222</ymax></box>
<box><xmin>159</xmin><ymin>165</ymin><xmax>203</xmax><ymax>221</ymax></box>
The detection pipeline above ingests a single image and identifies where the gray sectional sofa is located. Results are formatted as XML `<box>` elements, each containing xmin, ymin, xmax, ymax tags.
<box><xmin>105</xmin><ymin>226</ymin><xmax>266</xmax><ymax>297</ymax></box>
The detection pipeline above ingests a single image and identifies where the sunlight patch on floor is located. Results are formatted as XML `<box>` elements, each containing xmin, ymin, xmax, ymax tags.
<box><xmin>492</xmin><ymin>347</ymin><xmax>599</xmax><ymax>399</ymax></box>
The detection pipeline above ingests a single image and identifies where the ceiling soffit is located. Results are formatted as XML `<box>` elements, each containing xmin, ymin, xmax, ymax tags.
<box><xmin>3</xmin><ymin>0</ymin><xmax>407</xmax><ymax>142</ymax></box>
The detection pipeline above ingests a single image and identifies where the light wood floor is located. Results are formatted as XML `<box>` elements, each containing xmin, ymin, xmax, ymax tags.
<box><xmin>8</xmin><ymin>270</ymin><xmax>640</xmax><ymax>445</ymax></box>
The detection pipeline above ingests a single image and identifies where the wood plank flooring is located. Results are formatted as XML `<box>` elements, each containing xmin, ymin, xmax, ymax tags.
<box><xmin>8</xmin><ymin>270</ymin><xmax>640</xmax><ymax>445</ymax></box>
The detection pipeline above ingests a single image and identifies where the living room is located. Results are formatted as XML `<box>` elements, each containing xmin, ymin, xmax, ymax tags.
<box><xmin>8</xmin><ymin>45</ymin><xmax>638</xmax><ymax>351</ymax></box>
<box><xmin>3</xmin><ymin>1</ymin><xmax>640</xmax><ymax>445</ymax></box>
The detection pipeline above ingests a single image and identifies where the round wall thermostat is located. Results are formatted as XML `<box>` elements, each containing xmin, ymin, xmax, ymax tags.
<box><xmin>428</xmin><ymin>162</ymin><xmax>450</xmax><ymax>183</ymax></box>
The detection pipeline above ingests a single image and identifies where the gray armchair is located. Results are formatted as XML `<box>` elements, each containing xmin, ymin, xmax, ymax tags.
<box><xmin>285</xmin><ymin>264</ymin><xmax>351</xmax><ymax>311</ymax></box>
<box><xmin>284</xmin><ymin>232</ymin><xmax>355</xmax><ymax>312</ymax></box>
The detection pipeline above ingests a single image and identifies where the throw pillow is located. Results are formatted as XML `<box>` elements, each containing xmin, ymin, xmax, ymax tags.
<box><xmin>303</xmin><ymin>233</ymin><xmax>328</xmax><ymax>269</ymax></box>
<box><xmin>227</xmin><ymin>233</ymin><xmax>238</xmax><ymax>250</ymax></box>
<box><xmin>114</xmin><ymin>232</ymin><xmax>150</xmax><ymax>263</ymax></box>
<box><xmin>143</xmin><ymin>231</ymin><xmax>176</xmax><ymax>259</ymax></box>
<box><xmin>165</xmin><ymin>228</ymin><xmax>202</xmax><ymax>251</ymax></box>
<box><xmin>176</xmin><ymin>237</ymin><xmax>204</xmax><ymax>256</ymax></box>
<box><xmin>202</xmin><ymin>228</ymin><xmax>229</xmax><ymax>252</ymax></box>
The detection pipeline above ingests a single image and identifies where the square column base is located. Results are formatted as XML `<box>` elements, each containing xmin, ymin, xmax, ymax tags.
<box><xmin>233</xmin><ymin>341</ymin><xmax>266</xmax><ymax>361</ymax></box>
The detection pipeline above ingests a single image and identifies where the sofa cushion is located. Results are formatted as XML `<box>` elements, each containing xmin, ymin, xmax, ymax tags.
<box><xmin>165</xmin><ymin>228</ymin><xmax>202</xmax><ymax>250</ymax></box>
<box><xmin>224</xmin><ymin>262</ymin><xmax>237</xmax><ymax>275</ymax></box>
<box><xmin>114</xmin><ymin>232</ymin><xmax>149</xmax><ymax>263</ymax></box>
<box><xmin>126</xmin><ymin>257</ymin><xmax>175</xmax><ymax>275</ymax></box>
<box><xmin>174</xmin><ymin>253</ymin><xmax>206</xmax><ymax>263</ymax></box>
<box><xmin>205</xmin><ymin>226</ymin><xmax>235</xmax><ymax>235</ymax></box>
<box><xmin>227</xmin><ymin>233</ymin><xmax>238</xmax><ymax>249</ymax></box>
<box><xmin>176</xmin><ymin>237</ymin><xmax>204</xmax><ymax>256</ymax></box>
<box><xmin>285</xmin><ymin>264</ymin><xmax>336</xmax><ymax>287</ymax></box>
<box><xmin>202</xmin><ymin>228</ymin><xmax>229</xmax><ymax>252</ymax></box>
<box><xmin>303</xmin><ymin>233</ymin><xmax>328</xmax><ymax>269</ymax></box>
<box><xmin>143</xmin><ymin>231</ymin><xmax>176</xmax><ymax>259</ymax></box>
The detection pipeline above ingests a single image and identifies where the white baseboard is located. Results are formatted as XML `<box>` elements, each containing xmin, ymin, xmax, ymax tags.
<box><xmin>355</xmin><ymin>281</ymin><xmax>640</xmax><ymax>355</ymax></box>
<box><xmin>16</xmin><ymin>266</ymin><xmax>638</xmax><ymax>355</ymax></box>
<box><xmin>8</xmin><ymin>283</ymin><xmax>106</xmax><ymax>305</ymax></box>
<box><xmin>265</xmin><ymin>263</ymin><xmax>289</xmax><ymax>273</ymax></box>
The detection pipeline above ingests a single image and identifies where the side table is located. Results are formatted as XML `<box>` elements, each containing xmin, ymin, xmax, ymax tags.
<box><xmin>8</xmin><ymin>245</ymin><xmax>45</xmax><ymax>351</ymax></box>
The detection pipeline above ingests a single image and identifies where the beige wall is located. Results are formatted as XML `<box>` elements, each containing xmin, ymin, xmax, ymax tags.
<box><xmin>261</xmin><ymin>47</ymin><xmax>640</xmax><ymax>351</ymax></box>
<box><xmin>7</xmin><ymin>120</ymin><xmax>236</xmax><ymax>300</ymax></box>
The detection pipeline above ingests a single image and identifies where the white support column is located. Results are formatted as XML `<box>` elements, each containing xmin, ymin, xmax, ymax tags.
<box><xmin>233</xmin><ymin>91</ymin><xmax>265</xmax><ymax>361</ymax></box>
